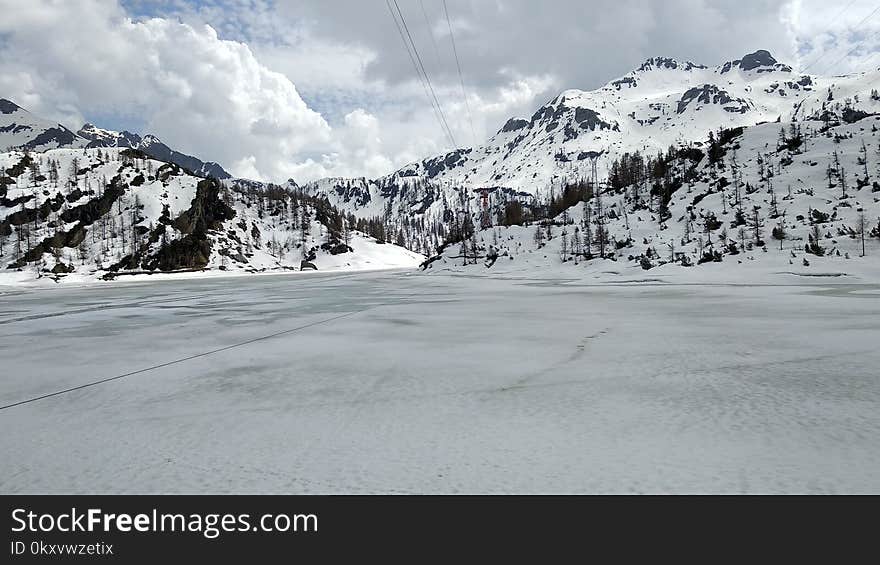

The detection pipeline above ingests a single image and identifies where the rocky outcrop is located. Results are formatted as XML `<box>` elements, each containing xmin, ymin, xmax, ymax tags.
<box><xmin>500</xmin><ymin>118</ymin><xmax>529</xmax><ymax>133</ymax></box>
<box><xmin>142</xmin><ymin>234</ymin><xmax>213</xmax><ymax>271</ymax></box>
<box><xmin>172</xmin><ymin>178</ymin><xmax>236</xmax><ymax>237</ymax></box>
<box><xmin>739</xmin><ymin>49</ymin><xmax>776</xmax><ymax>71</ymax></box>
<box><xmin>115</xmin><ymin>177</ymin><xmax>236</xmax><ymax>273</ymax></box>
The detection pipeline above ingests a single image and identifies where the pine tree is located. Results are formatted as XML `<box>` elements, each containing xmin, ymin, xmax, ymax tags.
<box><xmin>468</xmin><ymin>231</ymin><xmax>479</xmax><ymax>265</ymax></box>
<box><xmin>593</xmin><ymin>186</ymin><xmax>607</xmax><ymax>258</ymax></box>
<box><xmin>533</xmin><ymin>224</ymin><xmax>544</xmax><ymax>249</ymax></box>
<box><xmin>806</xmin><ymin>224</ymin><xmax>825</xmax><ymax>256</ymax></box>
<box><xmin>772</xmin><ymin>218</ymin><xmax>786</xmax><ymax>251</ymax></box>
<box><xmin>581</xmin><ymin>201</ymin><xmax>592</xmax><ymax>256</ymax></box>
<box><xmin>749</xmin><ymin>206</ymin><xmax>765</xmax><ymax>247</ymax></box>
<box><xmin>343</xmin><ymin>216</ymin><xmax>352</xmax><ymax>247</ymax></box>
<box><xmin>300</xmin><ymin>204</ymin><xmax>311</xmax><ymax>256</ymax></box>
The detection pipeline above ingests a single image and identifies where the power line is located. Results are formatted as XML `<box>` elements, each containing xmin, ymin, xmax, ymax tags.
<box><xmin>385</xmin><ymin>0</ymin><xmax>455</xmax><ymax>148</ymax></box>
<box><xmin>854</xmin><ymin>49</ymin><xmax>880</xmax><ymax>71</ymax></box>
<box><xmin>419</xmin><ymin>0</ymin><xmax>443</xmax><ymax>71</ymax></box>
<box><xmin>0</xmin><ymin>272</ymin><xmax>439</xmax><ymax>413</ymax></box>
<box><xmin>385</xmin><ymin>0</ymin><xmax>454</xmax><ymax>148</ymax></box>
<box><xmin>818</xmin><ymin>3</ymin><xmax>880</xmax><ymax>75</ymax></box>
<box><xmin>394</xmin><ymin>0</ymin><xmax>458</xmax><ymax>148</ymax></box>
<box><xmin>443</xmin><ymin>0</ymin><xmax>477</xmax><ymax>146</ymax></box>
<box><xmin>387</xmin><ymin>0</ymin><xmax>457</xmax><ymax>148</ymax></box>
<box><xmin>799</xmin><ymin>0</ymin><xmax>859</xmax><ymax>73</ymax></box>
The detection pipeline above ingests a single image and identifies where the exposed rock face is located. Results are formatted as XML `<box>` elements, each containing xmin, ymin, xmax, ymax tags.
<box><xmin>677</xmin><ymin>85</ymin><xmax>750</xmax><ymax>114</ymax></box>
<box><xmin>143</xmin><ymin>234</ymin><xmax>213</xmax><ymax>271</ymax></box>
<box><xmin>137</xmin><ymin>177</ymin><xmax>236</xmax><ymax>272</ymax></box>
<box><xmin>321</xmin><ymin>241</ymin><xmax>352</xmax><ymax>255</ymax></box>
<box><xmin>172</xmin><ymin>178</ymin><xmax>236</xmax><ymax>237</ymax></box>
<box><xmin>60</xmin><ymin>180</ymin><xmax>126</xmax><ymax>225</ymax></box>
<box><xmin>51</xmin><ymin>262</ymin><xmax>73</xmax><ymax>274</ymax></box>
<box><xmin>739</xmin><ymin>49</ymin><xmax>777</xmax><ymax>71</ymax></box>
<box><xmin>25</xmin><ymin>126</ymin><xmax>80</xmax><ymax>149</ymax></box>
<box><xmin>574</xmin><ymin>107</ymin><xmax>615</xmax><ymax>131</ymax></box>
<box><xmin>0</xmin><ymin>99</ymin><xmax>20</xmax><ymax>114</ymax></box>
<box><xmin>4</xmin><ymin>153</ymin><xmax>34</xmax><ymax>177</ymax></box>
<box><xmin>500</xmin><ymin>118</ymin><xmax>529</xmax><ymax>133</ymax></box>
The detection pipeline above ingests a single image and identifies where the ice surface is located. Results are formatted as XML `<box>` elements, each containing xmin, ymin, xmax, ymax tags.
<box><xmin>1</xmin><ymin>270</ymin><xmax>879</xmax><ymax>493</ymax></box>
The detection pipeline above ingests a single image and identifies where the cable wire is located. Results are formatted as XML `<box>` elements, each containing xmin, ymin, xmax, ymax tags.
<box><xmin>0</xmin><ymin>311</ymin><xmax>360</xmax><ymax>412</ymax></box>
<box><xmin>799</xmin><ymin>0</ymin><xmax>859</xmax><ymax>73</ymax></box>
<box><xmin>443</xmin><ymin>0</ymin><xmax>477</xmax><ymax>146</ymax></box>
<box><xmin>387</xmin><ymin>0</ymin><xmax>457</xmax><ymax>148</ymax></box>
<box><xmin>394</xmin><ymin>0</ymin><xmax>457</xmax><ymax>147</ymax></box>
<box><xmin>817</xmin><ymin>3</ymin><xmax>880</xmax><ymax>75</ymax></box>
<box><xmin>420</xmin><ymin>0</ymin><xmax>443</xmax><ymax>71</ymax></box>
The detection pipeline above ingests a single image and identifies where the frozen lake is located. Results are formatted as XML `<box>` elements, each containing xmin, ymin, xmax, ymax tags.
<box><xmin>1</xmin><ymin>270</ymin><xmax>879</xmax><ymax>493</ymax></box>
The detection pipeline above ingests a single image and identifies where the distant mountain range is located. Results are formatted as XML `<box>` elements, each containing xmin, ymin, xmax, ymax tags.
<box><xmin>0</xmin><ymin>98</ymin><xmax>231</xmax><ymax>179</ymax></box>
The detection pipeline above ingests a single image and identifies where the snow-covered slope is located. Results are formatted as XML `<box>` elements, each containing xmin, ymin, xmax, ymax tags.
<box><xmin>0</xmin><ymin>99</ymin><xmax>84</xmax><ymax>151</ymax></box>
<box><xmin>396</xmin><ymin>50</ymin><xmax>879</xmax><ymax>192</ymax></box>
<box><xmin>301</xmin><ymin>50</ymin><xmax>879</xmax><ymax>266</ymax></box>
<box><xmin>423</xmin><ymin>113</ymin><xmax>880</xmax><ymax>281</ymax></box>
<box><xmin>0</xmin><ymin>147</ymin><xmax>422</xmax><ymax>285</ymax></box>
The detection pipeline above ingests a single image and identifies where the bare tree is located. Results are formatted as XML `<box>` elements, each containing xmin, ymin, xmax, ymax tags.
<box><xmin>859</xmin><ymin>139</ymin><xmax>869</xmax><ymax>182</ymax></box>
<box><xmin>560</xmin><ymin>226</ymin><xmax>569</xmax><ymax>262</ymax></box>
<box><xmin>857</xmin><ymin>212</ymin><xmax>867</xmax><ymax>257</ymax></box>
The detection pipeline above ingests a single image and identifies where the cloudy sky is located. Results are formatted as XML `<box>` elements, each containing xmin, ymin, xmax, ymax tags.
<box><xmin>1</xmin><ymin>0</ymin><xmax>878</xmax><ymax>182</ymax></box>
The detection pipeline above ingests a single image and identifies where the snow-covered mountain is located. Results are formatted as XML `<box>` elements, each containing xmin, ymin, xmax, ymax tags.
<box><xmin>3</xmin><ymin>49</ymin><xmax>877</xmax><ymax>283</ymax></box>
<box><xmin>77</xmin><ymin>123</ymin><xmax>231</xmax><ymax>179</ymax></box>
<box><xmin>0</xmin><ymin>98</ymin><xmax>82</xmax><ymax>151</ymax></box>
<box><xmin>422</xmin><ymin>112</ymin><xmax>880</xmax><ymax>280</ymax></box>
<box><xmin>0</xmin><ymin>146</ymin><xmax>422</xmax><ymax>284</ymax></box>
<box><xmin>300</xmin><ymin>49</ymin><xmax>879</xmax><ymax>261</ymax></box>
<box><xmin>0</xmin><ymin>98</ymin><xmax>231</xmax><ymax>180</ymax></box>
<box><xmin>394</xmin><ymin>50</ymin><xmax>879</xmax><ymax>191</ymax></box>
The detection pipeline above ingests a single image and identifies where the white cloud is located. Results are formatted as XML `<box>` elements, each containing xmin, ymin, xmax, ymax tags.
<box><xmin>5</xmin><ymin>0</ymin><xmax>872</xmax><ymax>184</ymax></box>
<box><xmin>782</xmin><ymin>0</ymin><xmax>880</xmax><ymax>74</ymax></box>
<box><xmin>0</xmin><ymin>0</ymin><xmax>561</xmax><ymax>183</ymax></box>
<box><xmin>0</xmin><ymin>0</ymin><xmax>336</xmax><ymax>181</ymax></box>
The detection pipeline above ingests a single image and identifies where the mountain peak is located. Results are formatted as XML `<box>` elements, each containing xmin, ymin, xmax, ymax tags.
<box><xmin>635</xmin><ymin>56</ymin><xmax>707</xmax><ymax>74</ymax></box>
<box><xmin>740</xmin><ymin>49</ymin><xmax>776</xmax><ymax>71</ymax></box>
<box><xmin>720</xmin><ymin>49</ymin><xmax>785</xmax><ymax>74</ymax></box>
<box><xmin>0</xmin><ymin>98</ymin><xmax>22</xmax><ymax>114</ymax></box>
